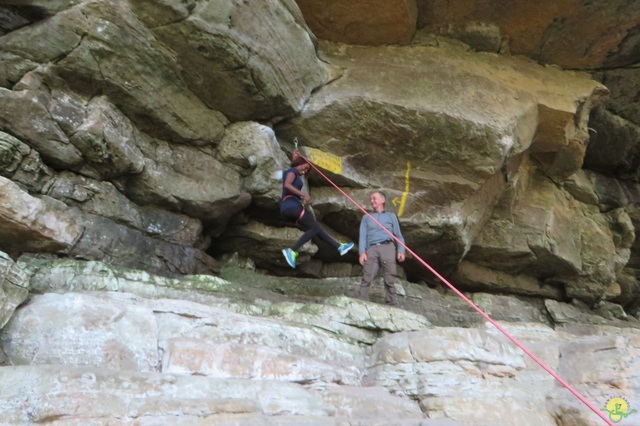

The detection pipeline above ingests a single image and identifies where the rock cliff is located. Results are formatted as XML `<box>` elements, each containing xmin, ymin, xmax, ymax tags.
<box><xmin>1</xmin><ymin>0</ymin><xmax>640</xmax><ymax>424</ymax></box>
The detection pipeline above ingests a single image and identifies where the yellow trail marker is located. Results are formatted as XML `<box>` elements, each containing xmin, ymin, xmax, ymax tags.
<box><xmin>392</xmin><ymin>161</ymin><xmax>411</xmax><ymax>216</ymax></box>
<box><xmin>305</xmin><ymin>147</ymin><xmax>343</xmax><ymax>175</ymax></box>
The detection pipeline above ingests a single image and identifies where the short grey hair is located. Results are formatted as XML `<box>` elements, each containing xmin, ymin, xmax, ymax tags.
<box><xmin>372</xmin><ymin>191</ymin><xmax>386</xmax><ymax>205</ymax></box>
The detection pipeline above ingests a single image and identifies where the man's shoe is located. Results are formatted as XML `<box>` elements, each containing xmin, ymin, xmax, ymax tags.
<box><xmin>282</xmin><ymin>248</ymin><xmax>297</xmax><ymax>268</ymax></box>
<box><xmin>338</xmin><ymin>242</ymin><xmax>354</xmax><ymax>256</ymax></box>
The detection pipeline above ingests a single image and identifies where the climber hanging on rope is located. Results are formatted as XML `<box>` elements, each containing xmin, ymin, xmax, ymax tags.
<box><xmin>279</xmin><ymin>140</ymin><xmax>354</xmax><ymax>268</ymax></box>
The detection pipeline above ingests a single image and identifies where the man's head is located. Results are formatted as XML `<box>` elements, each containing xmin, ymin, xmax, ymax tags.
<box><xmin>370</xmin><ymin>191</ymin><xmax>386</xmax><ymax>213</ymax></box>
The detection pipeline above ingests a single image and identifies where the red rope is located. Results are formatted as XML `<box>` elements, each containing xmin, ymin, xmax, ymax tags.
<box><xmin>299</xmin><ymin>152</ymin><xmax>614</xmax><ymax>426</ymax></box>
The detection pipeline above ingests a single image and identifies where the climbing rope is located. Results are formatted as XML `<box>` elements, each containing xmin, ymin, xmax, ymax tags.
<box><xmin>296</xmin><ymin>149</ymin><xmax>614</xmax><ymax>426</ymax></box>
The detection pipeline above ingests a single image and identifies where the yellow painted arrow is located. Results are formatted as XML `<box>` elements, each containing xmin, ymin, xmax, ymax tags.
<box><xmin>392</xmin><ymin>161</ymin><xmax>411</xmax><ymax>216</ymax></box>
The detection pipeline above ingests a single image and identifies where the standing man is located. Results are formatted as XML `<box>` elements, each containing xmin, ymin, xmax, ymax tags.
<box><xmin>358</xmin><ymin>191</ymin><xmax>405</xmax><ymax>306</ymax></box>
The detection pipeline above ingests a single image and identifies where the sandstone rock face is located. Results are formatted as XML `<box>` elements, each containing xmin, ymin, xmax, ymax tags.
<box><xmin>3</xmin><ymin>2</ymin><xmax>227</xmax><ymax>145</ymax></box>
<box><xmin>586</xmin><ymin>107</ymin><xmax>640</xmax><ymax>180</ymax></box>
<box><xmin>0</xmin><ymin>0</ymin><xmax>634</xmax><ymax>306</ymax></box>
<box><xmin>295</xmin><ymin>0</ymin><xmax>418</xmax><ymax>45</ymax></box>
<box><xmin>0</xmin><ymin>0</ymin><xmax>637</xmax><ymax>307</ymax></box>
<box><xmin>135</xmin><ymin>0</ymin><xmax>333</xmax><ymax>122</ymax></box>
<box><xmin>275</xmin><ymin>40</ymin><xmax>613</xmax><ymax>295</ymax></box>
<box><xmin>47</xmin><ymin>171</ymin><xmax>204</xmax><ymax>247</ymax></box>
<box><xmin>0</xmin><ymin>251</ymin><xmax>28</xmax><ymax>331</ymax></box>
<box><xmin>1</xmin><ymin>2</ymin><xmax>640</xmax><ymax>422</ymax></box>
<box><xmin>0</xmin><ymin>176</ymin><xmax>81</xmax><ymax>255</ymax></box>
<box><xmin>0</xmin><ymin>259</ymin><xmax>638</xmax><ymax>425</ymax></box>
<box><xmin>460</xmin><ymin>161</ymin><xmax>629</xmax><ymax>304</ymax></box>
<box><xmin>416</xmin><ymin>0</ymin><xmax>640</xmax><ymax>70</ymax></box>
<box><xmin>597</xmin><ymin>67</ymin><xmax>640</xmax><ymax>125</ymax></box>
<box><xmin>3</xmin><ymin>292</ymin><xmax>159</xmax><ymax>371</ymax></box>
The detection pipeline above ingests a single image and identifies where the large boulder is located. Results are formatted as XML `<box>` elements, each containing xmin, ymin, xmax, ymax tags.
<box><xmin>133</xmin><ymin>0</ymin><xmax>333</xmax><ymax>122</ymax></box>
<box><xmin>276</xmin><ymin>39</ymin><xmax>606</xmax><ymax>273</ymax></box>
<box><xmin>0</xmin><ymin>173</ymin><xmax>218</xmax><ymax>276</ymax></box>
<box><xmin>0</xmin><ymin>1</ymin><xmax>227</xmax><ymax>144</ymax></box>
<box><xmin>460</xmin><ymin>162</ymin><xmax>628</xmax><ymax>304</ymax></box>
<box><xmin>120</xmin><ymin>136</ymin><xmax>251</xmax><ymax>229</ymax></box>
<box><xmin>216</xmin><ymin>122</ymin><xmax>290</xmax><ymax>210</ymax></box>
<box><xmin>47</xmin><ymin>172</ymin><xmax>204</xmax><ymax>247</ymax></box>
<box><xmin>0</xmin><ymin>83</ymin><xmax>83</xmax><ymax>169</ymax></box>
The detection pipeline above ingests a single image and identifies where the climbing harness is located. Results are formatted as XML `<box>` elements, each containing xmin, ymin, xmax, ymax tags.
<box><xmin>294</xmin><ymin>148</ymin><xmax>614</xmax><ymax>426</ymax></box>
<box><xmin>281</xmin><ymin>195</ymin><xmax>306</xmax><ymax>222</ymax></box>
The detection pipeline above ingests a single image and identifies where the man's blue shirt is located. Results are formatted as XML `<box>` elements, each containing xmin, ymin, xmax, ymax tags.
<box><xmin>359</xmin><ymin>211</ymin><xmax>405</xmax><ymax>255</ymax></box>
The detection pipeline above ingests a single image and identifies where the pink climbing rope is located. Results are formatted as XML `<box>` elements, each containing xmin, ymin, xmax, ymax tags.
<box><xmin>299</xmin><ymin>152</ymin><xmax>614</xmax><ymax>426</ymax></box>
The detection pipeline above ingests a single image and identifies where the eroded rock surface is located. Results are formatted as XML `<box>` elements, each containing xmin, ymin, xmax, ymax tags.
<box><xmin>0</xmin><ymin>259</ymin><xmax>638</xmax><ymax>425</ymax></box>
<box><xmin>1</xmin><ymin>2</ymin><xmax>640</xmax><ymax>423</ymax></box>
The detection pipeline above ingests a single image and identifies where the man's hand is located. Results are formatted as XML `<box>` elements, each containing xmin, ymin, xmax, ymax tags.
<box><xmin>397</xmin><ymin>253</ymin><xmax>405</xmax><ymax>262</ymax></box>
<box><xmin>359</xmin><ymin>252</ymin><xmax>367</xmax><ymax>266</ymax></box>
<box><xmin>302</xmin><ymin>193</ymin><xmax>312</xmax><ymax>204</ymax></box>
